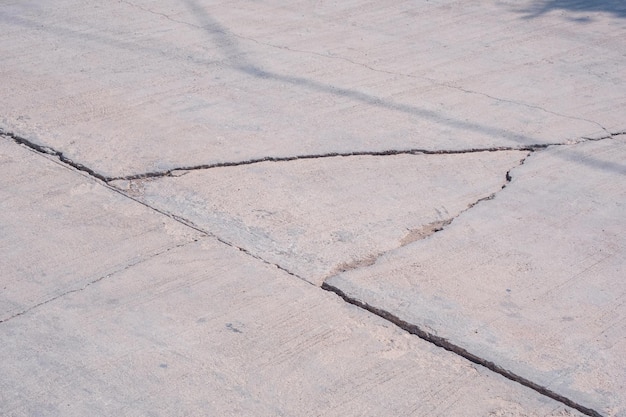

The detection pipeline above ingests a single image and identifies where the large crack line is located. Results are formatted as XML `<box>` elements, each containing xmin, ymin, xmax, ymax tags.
<box><xmin>0</xmin><ymin>130</ymin><xmax>310</xmax><ymax>282</ymax></box>
<box><xmin>110</xmin><ymin>145</ymin><xmax>551</xmax><ymax>181</ymax></box>
<box><xmin>0</xmin><ymin>128</ymin><xmax>555</xmax><ymax>182</ymax></box>
<box><xmin>0</xmin><ymin>127</ymin><xmax>614</xmax><ymax>414</ymax></box>
<box><xmin>101</xmin><ymin>182</ymin><xmax>308</xmax><ymax>283</ymax></box>
<box><xmin>3</xmin><ymin>129</ymin><xmax>623</xmax><ymax>186</ymax></box>
<box><xmin>0</xmin><ymin>238</ymin><xmax>201</xmax><ymax>325</ymax></box>
<box><xmin>2</xmin><ymin>130</ymin><xmax>109</xmax><ymax>182</ymax></box>
<box><xmin>320</xmin><ymin>282</ymin><xmax>604</xmax><ymax>417</ymax></box>
<box><xmin>327</xmin><ymin>150</ymin><xmax>530</xmax><ymax>278</ymax></box>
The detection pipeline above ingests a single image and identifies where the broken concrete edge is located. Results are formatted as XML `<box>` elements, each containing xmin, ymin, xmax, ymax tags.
<box><xmin>320</xmin><ymin>281</ymin><xmax>605</xmax><ymax>417</ymax></box>
<box><xmin>324</xmin><ymin>150</ymin><xmax>530</xmax><ymax>279</ymax></box>
<box><xmin>2</xmin><ymin>129</ymin><xmax>621</xmax><ymax>415</ymax></box>
<box><xmin>6</xmin><ymin>127</ymin><xmax>624</xmax><ymax>184</ymax></box>
<box><xmin>3</xmin><ymin>127</ymin><xmax>622</xmax><ymax>288</ymax></box>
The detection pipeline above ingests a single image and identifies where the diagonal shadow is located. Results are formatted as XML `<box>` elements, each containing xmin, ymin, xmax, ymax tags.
<box><xmin>521</xmin><ymin>0</ymin><xmax>626</xmax><ymax>19</ymax></box>
<box><xmin>180</xmin><ymin>0</ymin><xmax>540</xmax><ymax>146</ymax></box>
<box><xmin>181</xmin><ymin>0</ymin><xmax>626</xmax><ymax>175</ymax></box>
<box><xmin>2</xmin><ymin>3</ymin><xmax>624</xmax><ymax>174</ymax></box>
<box><xmin>0</xmin><ymin>6</ymin><xmax>544</xmax><ymax>146</ymax></box>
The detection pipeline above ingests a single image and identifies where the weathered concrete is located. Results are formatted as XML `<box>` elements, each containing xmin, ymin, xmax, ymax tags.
<box><xmin>0</xmin><ymin>136</ymin><xmax>201</xmax><ymax>322</ymax></box>
<box><xmin>1</xmin><ymin>0</ymin><xmax>625</xmax><ymax>415</ymax></box>
<box><xmin>327</xmin><ymin>136</ymin><xmax>626</xmax><ymax>416</ymax></box>
<box><xmin>111</xmin><ymin>151</ymin><xmax>527</xmax><ymax>284</ymax></box>
<box><xmin>1</xmin><ymin>0</ymin><xmax>624</xmax><ymax>178</ymax></box>
<box><xmin>0</xmin><ymin>236</ymin><xmax>583</xmax><ymax>417</ymax></box>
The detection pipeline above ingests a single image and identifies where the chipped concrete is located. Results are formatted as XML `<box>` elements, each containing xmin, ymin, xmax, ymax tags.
<box><xmin>111</xmin><ymin>151</ymin><xmax>527</xmax><ymax>285</ymax></box>
<box><xmin>326</xmin><ymin>137</ymin><xmax>626</xmax><ymax>416</ymax></box>
<box><xmin>0</xmin><ymin>238</ymin><xmax>584</xmax><ymax>417</ymax></box>
<box><xmin>1</xmin><ymin>0</ymin><xmax>625</xmax><ymax>416</ymax></box>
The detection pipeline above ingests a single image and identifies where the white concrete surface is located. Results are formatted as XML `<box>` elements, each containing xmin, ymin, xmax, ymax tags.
<box><xmin>0</xmin><ymin>136</ymin><xmax>200</xmax><ymax>322</ymax></box>
<box><xmin>327</xmin><ymin>136</ymin><xmax>626</xmax><ymax>416</ymax></box>
<box><xmin>1</xmin><ymin>0</ymin><xmax>624</xmax><ymax>178</ymax></box>
<box><xmin>112</xmin><ymin>150</ymin><xmax>527</xmax><ymax>285</ymax></box>
<box><xmin>1</xmin><ymin>0</ymin><xmax>625</xmax><ymax>416</ymax></box>
<box><xmin>0</xmin><ymin>237</ymin><xmax>583</xmax><ymax>417</ymax></box>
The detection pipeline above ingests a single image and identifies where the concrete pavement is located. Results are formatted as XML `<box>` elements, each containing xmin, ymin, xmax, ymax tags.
<box><xmin>1</xmin><ymin>0</ymin><xmax>625</xmax><ymax>416</ymax></box>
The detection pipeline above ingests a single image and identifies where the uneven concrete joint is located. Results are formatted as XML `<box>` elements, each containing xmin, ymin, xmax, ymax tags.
<box><xmin>2</xmin><ymin>131</ymin><xmax>110</xmax><ymax>182</ymax></box>
<box><xmin>321</xmin><ymin>282</ymin><xmax>605</xmax><ymax>417</ymax></box>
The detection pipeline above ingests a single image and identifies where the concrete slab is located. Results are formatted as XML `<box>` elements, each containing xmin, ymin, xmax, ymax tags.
<box><xmin>111</xmin><ymin>150</ymin><xmax>526</xmax><ymax>285</ymax></box>
<box><xmin>1</xmin><ymin>0</ymin><xmax>624</xmax><ymax>178</ymax></box>
<box><xmin>326</xmin><ymin>136</ymin><xmax>626</xmax><ymax>416</ymax></box>
<box><xmin>0</xmin><ymin>237</ymin><xmax>584</xmax><ymax>417</ymax></box>
<box><xmin>0</xmin><ymin>135</ymin><xmax>201</xmax><ymax>322</ymax></box>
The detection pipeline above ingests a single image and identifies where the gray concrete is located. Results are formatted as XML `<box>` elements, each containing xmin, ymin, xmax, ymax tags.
<box><xmin>111</xmin><ymin>151</ymin><xmax>527</xmax><ymax>284</ymax></box>
<box><xmin>1</xmin><ymin>0</ymin><xmax>624</xmax><ymax>178</ymax></box>
<box><xmin>0</xmin><ymin>138</ymin><xmax>200</xmax><ymax>322</ymax></box>
<box><xmin>0</xmin><ymin>235</ymin><xmax>581</xmax><ymax>417</ymax></box>
<box><xmin>1</xmin><ymin>0</ymin><xmax>625</xmax><ymax>416</ymax></box>
<box><xmin>327</xmin><ymin>136</ymin><xmax>626</xmax><ymax>415</ymax></box>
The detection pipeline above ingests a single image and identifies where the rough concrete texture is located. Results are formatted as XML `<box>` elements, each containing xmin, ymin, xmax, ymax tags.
<box><xmin>327</xmin><ymin>136</ymin><xmax>626</xmax><ymax>416</ymax></box>
<box><xmin>1</xmin><ymin>0</ymin><xmax>625</xmax><ymax>416</ymax></box>
<box><xmin>112</xmin><ymin>150</ymin><xmax>527</xmax><ymax>284</ymax></box>
<box><xmin>1</xmin><ymin>0</ymin><xmax>624</xmax><ymax>178</ymax></box>
<box><xmin>0</xmin><ymin>238</ymin><xmax>583</xmax><ymax>417</ymax></box>
<box><xmin>0</xmin><ymin>137</ymin><xmax>201</xmax><ymax>322</ymax></box>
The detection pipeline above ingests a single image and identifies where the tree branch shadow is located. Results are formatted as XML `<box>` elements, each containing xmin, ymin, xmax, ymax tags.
<box><xmin>521</xmin><ymin>0</ymin><xmax>626</xmax><ymax>20</ymax></box>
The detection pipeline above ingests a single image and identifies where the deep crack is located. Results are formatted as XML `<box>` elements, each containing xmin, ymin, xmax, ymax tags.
<box><xmin>3</xmin><ymin>129</ymin><xmax>622</xmax><ymax>184</ymax></box>
<box><xmin>321</xmin><ymin>282</ymin><xmax>604</xmax><ymax>417</ymax></box>
<box><xmin>1</xmin><ymin>127</ymin><xmax>618</xmax><ymax>415</ymax></box>
<box><xmin>326</xmin><ymin>151</ymin><xmax>530</xmax><ymax>278</ymax></box>
<box><xmin>110</xmin><ymin>145</ymin><xmax>549</xmax><ymax>181</ymax></box>
<box><xmin>2</xmin><ymin>130</ymin><xmax>109</xmax><ymax>182</ymax></box>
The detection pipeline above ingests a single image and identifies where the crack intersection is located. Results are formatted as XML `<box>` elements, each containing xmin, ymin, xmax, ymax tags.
<box><xmin>1</xmin><ymin>127</ymin><xmax>621</xmax><ymax>417</ymax></box>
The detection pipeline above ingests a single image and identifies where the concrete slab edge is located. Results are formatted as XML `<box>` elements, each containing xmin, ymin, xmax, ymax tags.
<box><xmin>3</xmin><ymin>128</ymin><xmax>625</xmax><ymax>416</ymax></box>
<box><xmin>9</xmin><ymin>127</ymin><xmax>626</xmax><ymax>182</ymax></box>
<box><xmin>321</xmin><ymin>282</ymin><xmax>604</xmax><ymax>417</ymax></box>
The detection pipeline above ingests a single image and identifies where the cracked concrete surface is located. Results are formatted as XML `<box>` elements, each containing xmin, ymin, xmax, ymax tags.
<box><xmin>2</xmin><ymin>0</ymin><xmax>624</xmax><ymax>178</ymax></box>
<box><xmin>110</xmin><ymin>150</ymin><xmax>527</xmax><ymax>285</ymax></box>
<box><xmin>1</xmin><ymin>0</ymin><xmax>625</xmax><ymax>416</ymax></box>
<box><xmin>0</xmin><ymin>239</ymin><xmax>584</xmax><ymax>417</ymax></box>
<box><xmin>327</xmin><ymin>136</ymin><xmax>626</xmax><ymax>416</ymax></box>
<box><xmin>0</xmin><ymin>137</ymin><xmax>202</xmax><ymax>323</ymax></box>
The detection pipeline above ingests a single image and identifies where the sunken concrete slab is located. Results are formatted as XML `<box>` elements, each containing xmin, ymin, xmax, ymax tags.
<box><xmin>1</xmin><ymin>0</ymin><xmax>624</xmax><ymax>178</ymax></box>
<box><xmin>326</xmin><ymin>136</ymin><xmax>626</xmax><ymax>416</ymax></box>
<box><xmin>0</xmin><ymin>238</ymin><xmax>584</xmax><ymax>417</ymax></box>
<box><xmin>0</xmin><ymin>136</ymin><xmax>201</xmax><ymax>322</ymax></box>
<box><xmin>111</xmin><ymin>150</ymin><xmax>527</xmax><ymax>285</ymax></box>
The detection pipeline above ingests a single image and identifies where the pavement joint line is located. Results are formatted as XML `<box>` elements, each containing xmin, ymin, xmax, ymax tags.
<box><xmin>101</xmin><ymin>183</ymin><xmax>309</xmax><ymax>283</ymax></box>
<box><xmin>0</xmin><ymin>238</ymin><xmax>201</xmax><ymax>325</ymax></box>
<box><xmin>320</xmin><ymin>281</ymin><xmax>605</xmax><ymax>417</ymax></box>
<box><xmin>1</xmin><ymin>129</ymin><xmax>622</xmax><ymax>414</ymax></box>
